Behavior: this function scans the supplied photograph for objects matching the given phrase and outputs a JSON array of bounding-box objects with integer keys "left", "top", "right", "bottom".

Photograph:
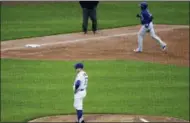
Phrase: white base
[{"left": 25, "top": 44, "right": 41, "bottom": 48}]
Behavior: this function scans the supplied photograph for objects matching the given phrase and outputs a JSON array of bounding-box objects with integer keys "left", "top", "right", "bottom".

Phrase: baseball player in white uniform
[
  {"left": 134, "top": 2, "right": 167, "bottom": 52},
  {"left": 73, "top": 63, "right": 88, "bottom": 123}
]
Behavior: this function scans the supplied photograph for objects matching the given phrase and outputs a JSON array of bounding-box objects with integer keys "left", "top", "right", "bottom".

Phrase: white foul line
[
  {"left": 140, "top": 118, "right": 149, "bottom": 122},
  {"left": 1, "top": 26, "right": 187, "bottom": 52}
]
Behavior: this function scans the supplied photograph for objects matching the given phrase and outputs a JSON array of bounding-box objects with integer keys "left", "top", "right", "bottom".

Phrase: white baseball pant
[
  {"left": 73, "top": 90, "right": 86, "bottom": 110},
  {"left": 137, "top": 22, "right": 166, "bottom": 51}
]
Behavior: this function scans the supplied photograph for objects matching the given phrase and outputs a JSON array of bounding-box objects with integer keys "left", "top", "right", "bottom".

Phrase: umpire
[{"left": 79, "top": 1, "right": 99, "bottom": 34}]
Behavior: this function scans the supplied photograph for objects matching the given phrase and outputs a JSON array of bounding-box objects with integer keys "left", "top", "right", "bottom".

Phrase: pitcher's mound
[{"left": 28, "top": 114, "right": 188, "bottom": 122}]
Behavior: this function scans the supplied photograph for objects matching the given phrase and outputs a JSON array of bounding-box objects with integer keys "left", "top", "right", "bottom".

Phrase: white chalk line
[
  {"left": 1, "top": 26, "right": 187, "bottom": 52},
  {"left": 1, "top": 32, "right": 135, "bottom": 51},
  {"left": 140, "top": 118, "right": 149, "bottom": 122}
]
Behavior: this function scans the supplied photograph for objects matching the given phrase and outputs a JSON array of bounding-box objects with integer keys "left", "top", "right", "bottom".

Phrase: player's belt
[{"left": 79, "top": 89, "right": 84, "bottom": 91}]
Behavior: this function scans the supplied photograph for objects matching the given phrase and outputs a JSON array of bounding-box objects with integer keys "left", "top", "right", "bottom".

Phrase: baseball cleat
[
  {"left": 133, "top": 48, "right": 142, "bottom": 53},
  {"left": 75, "top": 120, "right": 85, "bottom": 123},
  {"left": 162, "top": 45, "right": 167, "bottom": 51}
]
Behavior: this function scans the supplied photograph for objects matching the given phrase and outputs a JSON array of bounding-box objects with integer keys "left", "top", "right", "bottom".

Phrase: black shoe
[
  {"left": 93, "top": 31, "right": 96, "bottom": 34},
  {"left": 84, "top": 31, "right": 87, "bottom": 34},
  {"left": 75, "top": 120, "right": 85, "bottom": 123}
]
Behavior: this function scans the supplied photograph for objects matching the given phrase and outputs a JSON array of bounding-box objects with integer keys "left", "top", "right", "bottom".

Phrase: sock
[{"left": 77, "top": 110, "right": 83, "bottom": 123}]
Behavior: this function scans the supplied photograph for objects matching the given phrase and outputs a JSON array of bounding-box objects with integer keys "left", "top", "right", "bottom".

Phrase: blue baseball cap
[
  {"left": 74, "top": 63, "right": 84, "bottom": 69},
  {"left": 139, "top": 2, "right": 148, "bottom": 9}
]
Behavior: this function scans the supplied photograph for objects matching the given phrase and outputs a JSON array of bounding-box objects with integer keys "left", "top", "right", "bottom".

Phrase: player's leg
[
  {"left": 134, "top": 25, "right": 147, "bottom": 52},
  {"left": 74, "top": 98, "right": 84, "bottom": 123},
  {"left": 89, "top": 8, "right": 97, "bottom": 34},
  {"left": 149, "top": 23, "right": 167, "bottom": 50},
  {"left": 74, "top": 91, "right": 86, "bottom": 123},
  {"left": 82, "top": 8, "right": 89, "bottom": 34}
]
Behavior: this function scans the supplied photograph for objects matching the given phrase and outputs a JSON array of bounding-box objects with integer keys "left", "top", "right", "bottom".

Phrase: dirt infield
[
  {"left": 28, "top": 114, "right": 188, "bottom": 122},
  {"left": 1, "top": 25, "right": 189, "bottom": 66}
]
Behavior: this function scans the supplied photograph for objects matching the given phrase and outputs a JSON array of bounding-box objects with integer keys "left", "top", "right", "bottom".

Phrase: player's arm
[
  {"left": 136, "top": 11, "right": 145, "bottom": 23},
  {"left": 141, "top": 12, "right": 151, "bottom": 28},
  {"left": 145, "top": 11, "right": 154, "bottom": 28},
  {"left": 74, "top": 80, "right": 81, "bottom": 93}
]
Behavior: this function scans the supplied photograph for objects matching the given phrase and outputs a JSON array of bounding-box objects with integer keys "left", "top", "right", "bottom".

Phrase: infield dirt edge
[{"left": 28, "top": 114, "right": 189, "bottom": 122}]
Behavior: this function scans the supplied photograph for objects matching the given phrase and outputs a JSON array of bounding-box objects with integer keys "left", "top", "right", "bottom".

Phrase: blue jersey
[{"left": 140, "top": 9, "right": 153, "bottom": 25}]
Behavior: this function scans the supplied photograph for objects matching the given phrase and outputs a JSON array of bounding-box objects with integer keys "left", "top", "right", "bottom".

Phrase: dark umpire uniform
[{"left": 79, "top": 1, "right": 99, "bottom": 34}]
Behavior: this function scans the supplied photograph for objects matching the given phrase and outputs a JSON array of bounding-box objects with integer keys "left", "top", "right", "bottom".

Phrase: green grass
[
  {"left": 1, "top": 59, "right": 189, "bottom": 122},
  {"left": 1, "top": 1, "right": 189, "bottom": 41}
]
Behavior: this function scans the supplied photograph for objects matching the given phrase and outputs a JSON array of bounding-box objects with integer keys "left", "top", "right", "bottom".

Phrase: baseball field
[{"left": 1, "top": 1, "right": 189, "bottom": 122}]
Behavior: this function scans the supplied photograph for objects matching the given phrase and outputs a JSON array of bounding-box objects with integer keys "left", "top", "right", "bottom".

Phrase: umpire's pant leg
[
  {"left": 82, "top": 8, "right": 89, "bottom": 33},
  {"left": 89, "top": 8, "right": 97, "bottom": 32}
]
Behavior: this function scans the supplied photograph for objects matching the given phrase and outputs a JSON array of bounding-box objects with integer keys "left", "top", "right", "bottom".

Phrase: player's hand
[
  {"left": 145, "top": 24, "right": 149, "bottom": 28},
  {"left": 136, "top": 14, "right": 140, "bottom": 18}
]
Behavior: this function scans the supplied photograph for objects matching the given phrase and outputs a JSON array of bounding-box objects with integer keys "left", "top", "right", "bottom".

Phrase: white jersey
[{"left": 73, "top": 70, "right": 88, "bottom": 91}]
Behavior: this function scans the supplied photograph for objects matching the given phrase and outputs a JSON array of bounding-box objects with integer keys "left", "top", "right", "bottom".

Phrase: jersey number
[
  {"left": 83, "top": 73, "right": 88, "bottom": 86},
  {"left": 84, "top": 77, "right": 88, "bottom": 86}
]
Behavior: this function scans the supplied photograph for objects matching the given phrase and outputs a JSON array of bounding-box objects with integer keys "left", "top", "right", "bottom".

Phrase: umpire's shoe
[{"left": 93, "top": 31, "right": 96, "bottom": 34}]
